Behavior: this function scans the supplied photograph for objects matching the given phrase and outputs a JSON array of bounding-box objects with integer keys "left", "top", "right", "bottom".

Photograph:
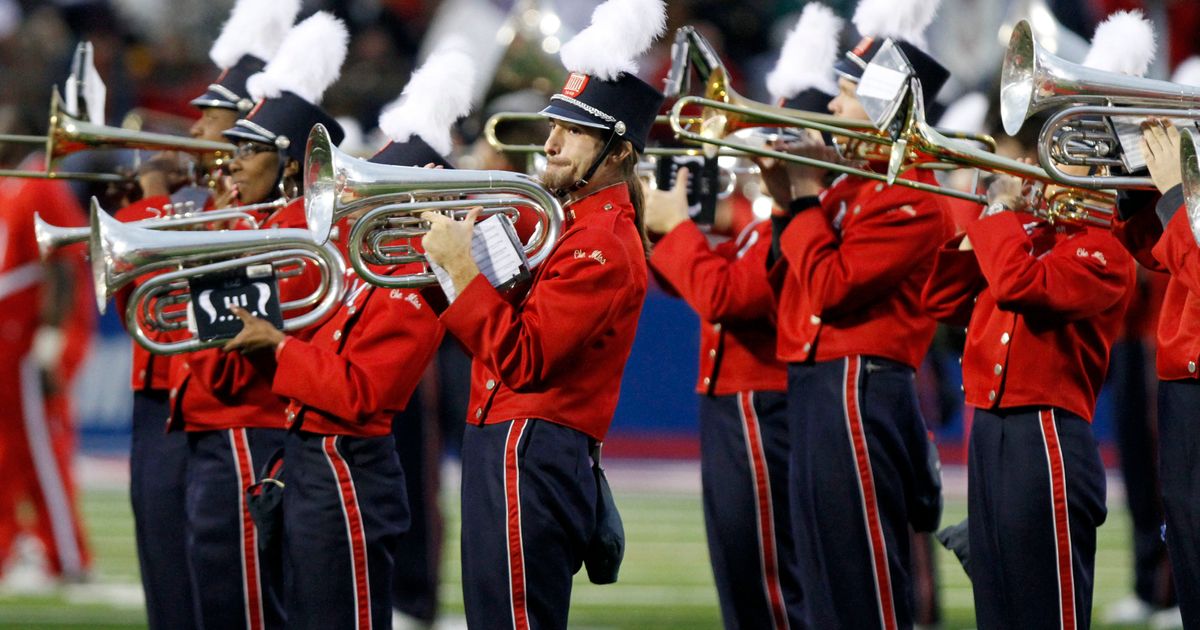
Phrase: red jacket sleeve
[
  {"left": 921, "top": 237, "right": 985, "bottom": 327},
  {"left": 649, "top": 220, "right": 774, "bottom": 323},
  {"left": 968, "top": 212, "right": 1133, "bottom": 321},
  {"left": 272, "top": 291, "right": 443, "bottom": 426},
  {"left": 112, "top": 196, "right": 173, "bottom": 323},
  {"left": 779, "top": 182, "right": 947, "bottom": 319},
  {"left": 441, "top": 225, "right": 643, "bottom": 392},
  {"left": 1153, "top": 208, "right": 1200, "bottom": 295},
  {"left": 1111, "top": 206, "right": 1166, "bottom": 272}
]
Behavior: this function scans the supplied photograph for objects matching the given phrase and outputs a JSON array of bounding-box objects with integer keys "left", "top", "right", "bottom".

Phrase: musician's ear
[{"left": 283, "top": 159, "right": 301, "bottom": 179}]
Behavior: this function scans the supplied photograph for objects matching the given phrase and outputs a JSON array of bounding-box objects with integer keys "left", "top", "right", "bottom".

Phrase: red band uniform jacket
[
  {"left": 438, "top": 183, "right": 648, "bottom": 441},
  {"left": 773, "top": 170, "right": 955, "bottom": 368},
  {"left": 923, "top": 211, "right": 1135, "bottom": 421},
  {"left": 114, "top": 195, "right": 180, "bottom": 391},
  {"left": 650, "top": 219, "right": 786, "bottom": 394},
  {"left": 1111, "top": 189, "right": 1200, "bottom": 381},
  {"left": 271, "top": 265, "right": 442, "bottom": 436},
  {"left": 168, "top": 198, "right": 324, "bottom": 431},
  {"left": 113, "top": 194, "right": 266, "bottom": 391}
]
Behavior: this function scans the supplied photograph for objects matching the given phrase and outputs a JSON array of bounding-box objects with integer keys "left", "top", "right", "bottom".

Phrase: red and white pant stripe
[
  {"left": 842, "top": 356, "right": 897, "bottom": 630},
  {"left": 1038, "top": 409, "right": 1076, "bottom": 630},
  {"left": 228, "top": 429, "right": 265, "bottom": 630},
  {"left": 323, "top": 436, "right": 373, "bottom": 630},
  {"left": 737, "top": 392, "right": 790, "bottom": 630}
]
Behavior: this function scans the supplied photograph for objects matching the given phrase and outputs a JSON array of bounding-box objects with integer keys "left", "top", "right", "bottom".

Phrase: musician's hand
[
  {"left": 985, "top": 174, "right": 1025, "bottom": 211},
  {"left": 212, "top": 174, "right": 239, "bottom": 210},
  {"left": 753, "top": 135, "right": 835, "bottom": 205},
  {"left": 644, "top": 167, "right": 691, "bottom": 235},
  {"left": 1141, "top": 119, "right": 1183, "bottom": 194},
  {"left": 223, "top": 306, "right": 285, "bottom": 354},
  {"left": 137, "top": 151, "right": 191, "bottom": 198},
  {"left": 422, "top": 207, "right": 481, "bottom": 293}
]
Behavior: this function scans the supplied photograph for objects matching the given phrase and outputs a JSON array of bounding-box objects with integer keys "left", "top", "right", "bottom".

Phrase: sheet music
[
  {"left": 1112, "top": 116, "right": 1199, "bottom": 172},
  {"left": 430, "top": 214, "right": 529, "bottom": 303}
]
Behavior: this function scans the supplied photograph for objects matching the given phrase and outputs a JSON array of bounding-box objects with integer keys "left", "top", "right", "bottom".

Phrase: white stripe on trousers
[{"left": 17, "top": 355, "right": 82, "bottom": 574}]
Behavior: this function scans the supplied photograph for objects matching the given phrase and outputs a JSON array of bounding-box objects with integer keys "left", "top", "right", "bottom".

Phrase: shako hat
[
  {"left": 190, "top": 0, "right": 300, "bottom": 113},
  {"left": 223, "top": 12, "right": 348, "bottom": 164},
  {"left": 767, "top": 2, "right": 843, "bottom": 113},
  {"left": 371, "top": 39, "right": 476, "bottom": 169},
  {"left": 834, "top": 0, "right": 949, "bottom": 108},
  {"left": 538, "top": 0, "right": 667, "bottom": 153}
]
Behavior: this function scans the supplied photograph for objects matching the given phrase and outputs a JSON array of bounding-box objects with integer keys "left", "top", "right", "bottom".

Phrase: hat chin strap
[{"left": 553, "top": 131, "right": 619, "bottom": 198}]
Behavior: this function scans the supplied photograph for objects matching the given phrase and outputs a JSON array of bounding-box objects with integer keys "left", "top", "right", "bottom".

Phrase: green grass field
[{"left": 0, "top": 464, "right": 1158, "bottom": 629}]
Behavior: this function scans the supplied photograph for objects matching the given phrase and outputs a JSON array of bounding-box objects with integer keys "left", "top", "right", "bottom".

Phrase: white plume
[
  {"left": 559, "top": 0, "right": 666, "bottom": 80},
  {"left": 245, "top": 12, "right": 348, "bottom": 104},
  {"left": 377, "top": 38, "right": 477, "bottom": 156},
  {"left": 1172, "top": 56, "right": 1200, "bottom": 87},
  {"left": 766, "top": 3, "right": 842, "bottom": 102},
  {"left": 1082, "top": 10, "right": 1155, "bottom": 76},
  {"left": 209, "top": 0, "right": 301, "bottom": 70},
  {"left": 935, "top": 92, "right": 988, "bottom": 134},
  {"left": 852, "top": 0, "right": 941, "bottom": 50}
]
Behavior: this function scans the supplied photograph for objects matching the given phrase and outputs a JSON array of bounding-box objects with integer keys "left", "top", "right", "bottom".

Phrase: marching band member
[
  {"left": 166, "top": 13, "right": 347, "bottom": 630},
  {"left": 109, "top": 2, "right": 300, "bottom": 626},
  {"left": 420, "top": 1, "right": 664, "bottom": 626},
  {"left": 220, "top": 43, "right": 475, "bottom": 630},
  {"left": 1113, "top": 118, "right": 1200, "bottom": 626},
  {"left": 367, "top": 44, "right": 477, "bottom": 628},
  {"left": 757, "top": 0, "right": 954, "bottom": 626},
  {"left": 0, "top": 155, "right": 94, "bottom": 587},
  {"left": 923, "top": 167, "right": 1135, "bottom": 628},
  {"left": 641, "top": 5, "right": 843, "bottom": 627}
]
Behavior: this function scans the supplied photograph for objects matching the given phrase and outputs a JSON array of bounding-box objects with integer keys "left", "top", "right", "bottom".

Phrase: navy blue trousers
[
  {"left": 787, "top": 356, "right": 936, "bottom": 630},
  {"left": 968, "top": 407, "right": 1106, "bottom": 630},
  {"left": 391, "top": 388, "right": 443, "bottom": 622},
  {"left": 283, "top": 431, "right": 408, "bottom": 630},
  {"left": 699, "top": 391, "right": 805, "bottom": 629},
  {"left": 460, "top": 419, "right": 596, "bottom": 630},
  {"left": 1109, "top": 340, "right": 1173, "bottom": 607},
  {"left": 185, "top": 428, "right": 286, "bottom": 630},
  {"left": 130, "top": 390, "right": 196, "bottom": 630},
  {"left": 1159, "top": 379, "right": 1200, "bottom": 625}
]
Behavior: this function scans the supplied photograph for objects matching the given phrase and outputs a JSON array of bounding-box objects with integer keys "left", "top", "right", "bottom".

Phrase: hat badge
[{"left": 562, "top": 72, "right": 590, "bottom": 99}]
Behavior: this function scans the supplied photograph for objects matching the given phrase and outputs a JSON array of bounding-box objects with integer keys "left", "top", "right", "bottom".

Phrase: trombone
[
  {"left": 1000, "top": 18, "right": 1200, "bottom": 189},
  {"left": 304, "top": 124, "right": 564, "bottom": 289},
  {"left": 90, "top": 199, "right": 345, "bottom": 355},
  {"left": 664, "top": 26, "right": 1000, "bottom": 205},
  {"left": 893, "top": 87, "right": 1115, "bottom": 226},
  {"left": 34, "top": 198, "right": 286, "bottom": 259},
  {"left": 0, "top": 89, "right": 235, "bottom": 184}
]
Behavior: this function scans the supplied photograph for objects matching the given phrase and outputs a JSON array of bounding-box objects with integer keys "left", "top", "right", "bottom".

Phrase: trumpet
[
  {"left": 34, "top": 198, "right": 286, "bottom": 259},
  {"left": 1001, "top": 19, "right": 1200, "bottom": 189},
  {"left": 0, "top": 89, "right": 235, "bottom": 183},
  {"left": 90, "top": 199, "right": 345, "bottom": 355},
  {"left": 304, "top": 124, "right": 564, "bottom": 289}
]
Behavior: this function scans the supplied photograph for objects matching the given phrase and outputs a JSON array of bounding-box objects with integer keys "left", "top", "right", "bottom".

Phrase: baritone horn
[
  {"left": 0, "top": 89, "right": 236, "bottom": 183},
  {"left": 90, "top": 199, "right": 345, "bottom": 355},
  {"left": 1001, "top": 18, "right": 1200, "bottom": 189},
  {"left": 304, "top": 124, "right": 563, "bottom": 289}
]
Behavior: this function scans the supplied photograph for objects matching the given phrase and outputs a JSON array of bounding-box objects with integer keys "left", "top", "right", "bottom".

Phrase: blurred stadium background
[{"left": 1, "top": 0, "right": 1197, "bottom": 627}]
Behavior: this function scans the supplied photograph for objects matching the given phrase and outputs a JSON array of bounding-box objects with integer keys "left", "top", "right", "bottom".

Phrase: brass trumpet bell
[{"left": 0, "top": 89, "right": 236, "bottom": 183}]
